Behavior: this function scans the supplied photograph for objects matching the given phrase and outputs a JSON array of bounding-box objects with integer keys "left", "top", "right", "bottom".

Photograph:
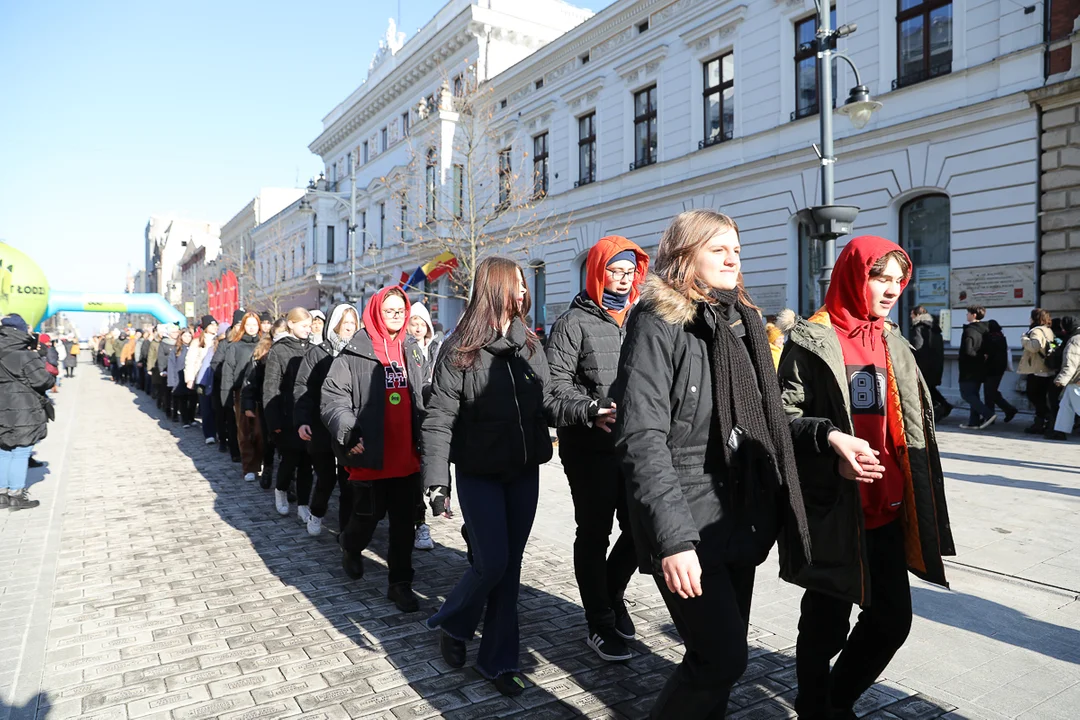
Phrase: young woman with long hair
[
  {"left": 610, "top": 209, "right": 811, "bottom": 718},
  {"left": 422, "top": 257, "right": 554, "bottom": 697},
  {"left": 264, "top": 307, "right": 313, "bottom": 519},
  {"left": 167, "top": 328, "right": 195, "bottom": 426},
  {"left": 222, "top": 312, "right": 263, "bottom": 480},
  {"left": 186, "top": 316, "right": 219, "bottom": 444},
  {"left": 1019, "top": 308, "right": 1057, "bottom": 434},
  {"left": 243, "top": 318, "right": 286, "bottom": 488}
]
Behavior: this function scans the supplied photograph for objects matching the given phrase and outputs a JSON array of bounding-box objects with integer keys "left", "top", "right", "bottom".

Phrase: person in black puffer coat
[
  {"left": 264, "top": 307, "right": 312, "bottom": 520},
  {"left": 0, "top": 315, "right": 55, "bottom": 510},
  {"left": 610, "top": 211, "right": 811, "bottom": 719},
  {"left": 242, "top": 319, "right": 284, "bottom": 488},
  {"left": 908, "top": 306, "right": 951, "bottom": 417},
  {"left": 546, "top": 235, "right": 649, "bottom": 662},
  {"left": 422, "top": 257, "right": 554, "bottom": 699},
  {"left": 959, "top": 305, "right": 995, "bottom": 428},
  {"left": 983, "top": 319, "right": 1018, "bottom": 423},
  {"left": 212, "top": 309, "right": 246, "bottom": 457},
  {"left": 155, "top": 327, "right": 178, "bottom": 414},
  {"left": 294, "top": 303, "right": 357, "bottom": 536},
  {"left": 222, "top": 312, "right": 263, "bottom": 477}
]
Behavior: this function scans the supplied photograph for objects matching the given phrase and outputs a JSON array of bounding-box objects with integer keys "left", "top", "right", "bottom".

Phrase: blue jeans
[
  {"left": 0, "top": 446, "right": 34, "bottom": 492},
  {"left": 427, "top": 467, "right": 539, "bottom": 678},
  {"left": 959, "top": 380, "right": 993, "bottom": 425}
]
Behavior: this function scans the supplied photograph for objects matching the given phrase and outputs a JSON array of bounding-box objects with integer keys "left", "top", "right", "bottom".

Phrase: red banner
[{"left": 206, "top": 270, "right": 240, "bottom": 324}]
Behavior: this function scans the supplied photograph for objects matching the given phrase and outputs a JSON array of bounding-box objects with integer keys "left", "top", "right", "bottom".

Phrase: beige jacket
[
  {"left": 1056, "top": 335, "right": 1080, "bottom": 387},
  {"left": 184, "top": 342, "right": 210, "bottom": 388}
]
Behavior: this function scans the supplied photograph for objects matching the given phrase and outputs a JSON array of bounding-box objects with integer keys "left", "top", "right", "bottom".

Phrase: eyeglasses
[
  {"left": 605, "top": 268, "right": 636, "bottom": 281},
  {"left": 382, "top": 309, "right": 406, "bottom": 318}
]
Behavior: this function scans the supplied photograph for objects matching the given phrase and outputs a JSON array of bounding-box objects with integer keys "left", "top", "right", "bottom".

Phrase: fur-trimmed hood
[
  {"left": 639, "top": 274, "right": 698, "bottom": 326},
  {"left": 911, "top": 312, "right": 934, "bottom": 327}
]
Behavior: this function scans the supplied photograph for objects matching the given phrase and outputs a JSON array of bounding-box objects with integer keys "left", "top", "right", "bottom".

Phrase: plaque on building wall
[
  {"left": 746, "top": 284, "right": 788, "bottom": 317},
  {"left": 950, "top": 263, "right": 1035, "bottom": 308},
  {"left": 545, "top": 302, "right": 570, "bottom": 321}
]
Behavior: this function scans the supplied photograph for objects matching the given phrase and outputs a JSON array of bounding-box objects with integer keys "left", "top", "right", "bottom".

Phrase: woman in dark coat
[
  {"left": 222, "top": 312, "right": 263, "bottom": 479},
  {"left": 610, "top": 210, "right": 811, "bottom": 719},
  {"left": 0, "top": 315, "right": 55, "bottom": 510},
  {"left": 263, "top": 307, "right": 312, "bottom": 519},
  {"left": 62, "top": 338, "right": 78, "bottom": 378},
  {"left": 908, "top": 306, "right": 950, "bottom": 417},
  {"left": 166, "top": 328, "right": 194, "bottom": 425}
]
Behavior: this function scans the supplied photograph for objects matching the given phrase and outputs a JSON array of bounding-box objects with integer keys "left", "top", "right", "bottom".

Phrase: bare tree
[{"left": 383, "top": 71, "right": 572, "bottom": 302}]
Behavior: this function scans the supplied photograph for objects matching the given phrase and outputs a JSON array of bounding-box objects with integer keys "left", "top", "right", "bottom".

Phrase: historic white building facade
[{"left": 144, "top": 215, "right": 221, "bottom": 309}]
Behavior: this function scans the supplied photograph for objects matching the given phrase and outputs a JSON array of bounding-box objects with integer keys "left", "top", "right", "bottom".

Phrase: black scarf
[{"left": 706, "top": 291, "right": 812, "bottom": 561}]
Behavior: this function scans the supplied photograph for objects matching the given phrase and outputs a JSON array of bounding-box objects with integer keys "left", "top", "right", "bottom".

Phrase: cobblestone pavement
[{"left": 1, "top": 366, "right": 1079, "bottom": 719}]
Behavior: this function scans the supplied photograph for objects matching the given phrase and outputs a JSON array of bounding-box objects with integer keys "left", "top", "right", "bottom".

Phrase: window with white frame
[
  {"left": 326, "top": 225, "right": 335, "bottom": 264},
  {"left": 794, "top": 9, "right": 836, "bottom": 121},
  {"left": 702, "top": 53, "right": 734, "bottom": 148},
  {"left": 426, "top": 149, "right": 438, "bottom": 221},
  {"left": 577, "top": 113, "right": 596, "bottom": 187},
  {"left": 632, "top": 86, "right": 657, "bottom": 170},
  {"left": 533, "top": 133, "right": 548, "bottom": 199},
  {"left": 452, "top": 164, "right": 463, "bottom": 219},
  {"left": 497, "top": 148, "right": 512, "bottom": 210},
  {"left": 896, "top": 0, "right": 952, "bottom": 89}
]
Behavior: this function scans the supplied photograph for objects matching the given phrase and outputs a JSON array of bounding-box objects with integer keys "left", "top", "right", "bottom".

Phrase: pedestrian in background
[
  {"left": 1019, "top": 308, "right": 1056, "bottom": 435},
  {"left": 264, "top": 307, "right": 313, "bottom": 519},
  {"left": 212, "top": 310, "right": 246, "bottom": 458},
  {"left": 167, "top": 328, "right": 195, "bottom": 426},
  {"left": 186, "top": 316, "right": 218, "bottom": 441},
  {"left": 242, "top": 319, "right": 283, "bottom": 487},
  {"left": 422, "top": 257, "right": 553, "bottom": 697},
  {"left": 611, "top": 210, "right": 810, "bottom": 717},
  {"left": 404, "top": 301, "right": 441, "bottom": 550},
  {"left": 63, "top": 336, "right": 79, "bottom": 378},
  {"left": 1047, "top": 315, "right": 1080, "bottom": 442},
  {"left": 778, "top": 236, "right": 954, "bottom": 720},
  {"left": 909, "top": 305, "right": 951, "bottom": 418},
  {"left": 0, "top": 315, "right": 55, "bottom": 510},
  {"left": 547, "top": 234, "right": 649, "bottom": 663},
  {"left": 983, "top": 319, "right": 1018, "bottom": 423},
  {"left": 120, "top": 331, "right": 136, "bottom": 385},
  {"left": 222, "top": 312, "right": 263, "bottom": 478},
  {"left": 959, "top": 305, "right": 995, "bottom": 429}
]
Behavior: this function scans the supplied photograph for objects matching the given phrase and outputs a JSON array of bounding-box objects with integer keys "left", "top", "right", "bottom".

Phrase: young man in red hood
[
  {"left": 777, "top": 236, "right": 954, "bottom": 719},
  {"left": 320, "top": 286, "right": 425, "bottom": 613},
  {"left": 546, "top": 235, "right": 650, "bottom": 662}
]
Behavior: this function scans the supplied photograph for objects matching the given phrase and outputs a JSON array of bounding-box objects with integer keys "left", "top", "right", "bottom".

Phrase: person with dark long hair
[
  {"left": 423, "top": 257, "right": 553, "bottom": 697},
  {"left": 610, "top": 210, "right": 810, "bottom": 717},
  {"left": 264, "top": 307, "right": 313, "bottom": 519},
  {"left": 243, "top": 318, "right": 286, "bottom": 489},
  {"left": 167, "top": 328, "right": 195, "bottom": 426},
  {"left": 222, "top": 312, "right": 263, "bottom": 480}
]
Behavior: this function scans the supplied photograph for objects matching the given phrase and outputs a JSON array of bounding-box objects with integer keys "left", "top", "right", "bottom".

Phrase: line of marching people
[{"left": 98, "top": 209, "right": 1079, "bottom": 716}]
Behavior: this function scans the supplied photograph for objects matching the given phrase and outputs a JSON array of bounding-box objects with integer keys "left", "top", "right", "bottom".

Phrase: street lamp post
[{"left": 799, "top": 0, "right": 883, "bottom": 300}]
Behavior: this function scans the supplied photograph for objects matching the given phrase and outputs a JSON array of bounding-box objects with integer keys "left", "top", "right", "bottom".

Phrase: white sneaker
[
  {"left": 414, "top": 523, "right": 435, "bottom": 550},
  {"left": 244, "top": 472, "right": 256, "bottom": 482},
  {"left": 307, "top": 515, "right": 322, "bottom": 536},
  {"left": 274, "top": 490, "right": 289, "bottom": 516},
  {"left": 297, "top": 505, "right": 311, "bottom": 524},
  {"left": 205, "top": 437, "right": 217, "bottom": 445},
  {"left": 979, "top": 415, "right": 998, "bottom": 430}
]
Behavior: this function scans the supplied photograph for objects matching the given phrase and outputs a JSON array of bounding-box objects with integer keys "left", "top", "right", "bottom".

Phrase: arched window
[{"left": 899, "top": 193, "right": 951, "bottom": 335}]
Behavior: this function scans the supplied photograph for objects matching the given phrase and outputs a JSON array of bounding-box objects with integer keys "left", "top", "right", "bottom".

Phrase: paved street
[{"left": 1, "top": 366, "right": 1079, "bottom": 720}]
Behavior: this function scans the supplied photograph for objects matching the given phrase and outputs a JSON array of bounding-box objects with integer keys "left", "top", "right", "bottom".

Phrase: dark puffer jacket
[
  {"left": 611, "top": 276, "right": 785, "bottom": 575},
  {"left": 294, "top": 339, "right": 336, "bottom": 454},
  {"left": 263, "top": 335, "right": 308, "bottom": 449},
  {"left": 959, "top": 321, "right": 989, "bottom": 382},
  {"left": 546, "top": 292, "right": 626, "bottom": 458},
  {"left": 421, "top": 318, "right": 553, "bottom": 489},
  {"left": 220, "top": 333, "right": 258, "bottom": 405},
  {"left": 908, "top": 313, "right": 944, "bottom": 386},
  {"left": 778, "top": 312, "right": 955, "bottom": 607},
  {"left": 320, "top": 330, "right": 424, "bottom": 469},
  {"left": 0, "top": 327, "right": 55, "bottom": 450}
]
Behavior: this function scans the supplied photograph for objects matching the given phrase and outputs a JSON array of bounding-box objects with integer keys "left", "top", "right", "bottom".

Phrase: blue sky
[{"left": 0, "top": 0, "right": 609, "bottom": 334}]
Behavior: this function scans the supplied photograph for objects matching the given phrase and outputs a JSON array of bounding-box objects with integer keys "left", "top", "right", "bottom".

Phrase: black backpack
[{"left": 1045, "top": 338, "right": 1065, "bottom": 372}]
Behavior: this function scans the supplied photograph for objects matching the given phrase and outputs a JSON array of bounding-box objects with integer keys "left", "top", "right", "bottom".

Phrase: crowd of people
[{"left": 7, "top": 209, "right": 1078, "bottom": 717}]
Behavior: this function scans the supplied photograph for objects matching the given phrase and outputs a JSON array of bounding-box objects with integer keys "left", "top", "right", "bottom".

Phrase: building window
[
  {"left": 362, "top": 141, "right": 369, "bottom": 164},
  {"left": 896, "top": 0, "right": 953, "bottom": 89},
  {"left": 331, "top": 163, "right": 337, "bottom": 184},
  {"left": 381, "top": 127, "right": 388, "bottom": 151},
  {"left": 291, "top": 249, "right": 296, "bottom": 278},
  {"left": 327, "top": 225, "right": 335, "bottom": 264},
  {"left": 400, "top": 198, "right": 409, "bottom": 242},
  {"left": 379, "top": 202, "right": 385, "bottom": 249},
  {"left": 499, "top": 98, "right": 508, "bottom": 109},
  {"left": 632, "top": 86, "right": 657, "bottom": 170},
  {"left": 453, "top": 74, "right": 464, "bottom": 97},
  {"left": 533, "top": 133, "right": 549, "bottom": 199},
  {"left": 577, "top": 113, "right": 596, "bottom": 187},
  {"left": 498, "top": 148, "right": 512, "bottom": 210},
  {"left": 425, "top": 94, "right": 438, "bottom": 115},
  {"left": 532, "top": 262, "right": 547, "bottom": 330},
  {"left": 702, "top": 53, "right": 734, "bottom": 148},
  {"left": 346, "top": 153, "right": 353, "bottom": 176},
  {"left": 581, "top": 53, "right": 590, "bottom": 66},
  {"left": 638, "top": 20, "right": 649, "bottom": 34},
  {"left": 794, "top": 9, "right": 837, "bottom": 120},
  {"left": 402, "top": 111, "right": 411, "bottom": 137},
  {"left": 452, "top": 164, "right": 464, "bottom": 219},
  {"left": 426, "top": 149, "right": 438, "bottom": 221},
  {"left": 360, "top": 210, "right": 367, "bottom": 253},
  {"left": 535, "top": 78, "right": 544, "bottom": 90},
  {"left": 798, "top": 223, "right": 824, "bottom": 317},
  {"left": 899, "top": 194, "right": 951, "bottom": 334}
]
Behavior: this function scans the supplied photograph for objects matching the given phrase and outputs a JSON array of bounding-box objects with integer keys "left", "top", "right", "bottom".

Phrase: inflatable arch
[{"left": 0, "top": 242, "right": 187, "bottom": 329}]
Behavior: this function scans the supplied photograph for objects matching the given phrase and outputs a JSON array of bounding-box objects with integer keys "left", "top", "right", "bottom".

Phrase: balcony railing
[
  {"left": 698, "top": 130, "right": 733, "bottom": 150},
  {"left": 629, "top": 156, "right": 656, "bottom": 171},
  {"left": 574, "top": 174, "right": 595, "bottom": 188},
  {"left": 892, "top": 62, "right": 951, "bottom": 91}
]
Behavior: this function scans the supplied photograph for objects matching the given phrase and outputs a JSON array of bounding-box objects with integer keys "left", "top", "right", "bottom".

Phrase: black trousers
[
  {"left": 223, "top": 400, "right": 240, "bottom": 458},
  {"left": 565, "top": 452, "right": 638, "bottom": 630},
  {"left": 275, "top": 443, "right": 313, "bottom": 506},
  {"left": 984, "top": 374, "right": 1017, "bottom": 417},
  {"left": 795, "top": 521, "right": 912, "bottom": 717},
  {"left": 928, "top": 385, "right": 949, "bottom": 409},
  {"left": 311, "top": 449, "right": 351, "bottom": 530},
  {"left": 649, "top": 563, "right": 756, "bottom": 719},
  {"left": 1026, "top": 375, "right": 1054, "bottom": 422},
  {"left": 342, "top": 475, "right": 420, "bottom": 585},
  {"left": 173, "top": 389, "right": 196, "bottom": 425}
]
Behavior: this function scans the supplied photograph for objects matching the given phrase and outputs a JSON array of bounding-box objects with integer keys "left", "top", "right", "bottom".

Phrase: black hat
[
  {"left": 259, "top": 311, "right": 273, "bottom": 323},
  {"left": 231, "top": 309, "right": 245, "bottom": 326},
  {"left": 1, "top": 314, "right": 29, "bottom": 333},
  {"left": 200, "top": 315, "right": 216, "bottom": 331}
]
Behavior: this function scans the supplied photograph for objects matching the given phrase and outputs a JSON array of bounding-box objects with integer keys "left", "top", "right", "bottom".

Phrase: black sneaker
[
  {"left": 936, "top": 403, "right": 953, "bottom": 420},
  {"left": 612, "top": 601, "right": 636, "bottom": 640},
  {"left": 1004, "top": 408, "right": 1018, "bottom": 423},
  {"left": 27, "top": 457, "right": 43, "bottom": 469},
  {"left": 259, "top": 472, "right": 273, "bottom": 490},
  {"left": 342, "top": 550, "right": 364, "bottom": 580},
  {"left": 494, "top": 672, "right": 527, "bottom": 697},
  {"left": 1025, "top": 422, "right": 1046, "bottom": 435},
  {"left": 439, "top": 630, "right": 466, "bottom": 668},
  {"left": 387, "top": 582, "right": 421, "bottom": 613},
  {"left": 1046, "top": 430, "right": 1069, "bottom": 441},
  {"left": 7, "top": 489, "right": 40, "bottom": 511},
  {"left": 587, "top": 627, "right": 632, "bottom": 662}
]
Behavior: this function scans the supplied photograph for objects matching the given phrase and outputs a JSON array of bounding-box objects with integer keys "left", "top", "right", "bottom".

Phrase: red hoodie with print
[
  {"left": 347, "top": 287, "right": 420, "bottom": 482},
  {"left": 584, "top": 235, "right": 650, "bottom": 327},
  {"left": 825, "top": 235, "right": 911, "bottom": 529}
]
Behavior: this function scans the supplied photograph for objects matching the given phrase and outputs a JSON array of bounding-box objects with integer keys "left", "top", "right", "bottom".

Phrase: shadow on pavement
[
  {"left": 0, "top": 691, "right": 51, "bottom": 720},
  {"left": 944, "top": 471, "right": 1080, "bottom": 498},
  {"left": 939, "top": 451, "right": 1080, "bottom": 475}
]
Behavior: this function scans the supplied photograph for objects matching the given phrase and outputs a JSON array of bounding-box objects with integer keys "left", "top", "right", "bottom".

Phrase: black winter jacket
[
  {"left": 421, "top": 319, "right": 553, "bottom": 489},
  {"left": 611, "top": 276, "right": 783, "bottom": 575},
  {"left": 240, "top": 354, "right": 265, "bottom": 414},
  {"left": 263, "top": 335, "right": 308, "bottom": 449},
  {"left": 959, "top": 321, "right": 989, "bottom": 382},
  {"left": 320, "top": 331, "right": 424, "bottom": 469},
  {"left": 546, "top": 292, "right": 625, "bottom": 458},
  {"left": 983, "top": 330, "right": 1009, "bottom": 376},
  {"left": 0, "top": 327, "right": 55, "bottom": 450},
  {"left": 294, "top": 340, "right": 336, "bottom": 454},
  {"left": 908, "top": 313, "right": 944, "bottom": 387},
  {"left": 220, "top": 334, "right": 258, "bottom": 405}
]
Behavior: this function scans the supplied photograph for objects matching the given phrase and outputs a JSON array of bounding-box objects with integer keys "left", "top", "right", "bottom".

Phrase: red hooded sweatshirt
[
  {"left": 825, "top": 235, "right": 910, "bottom": 529},
  {"left": 348, "top": 287, "right": 420, "bottom": 482},
  {"left": 584, "top": 235, "right": 650, "bottom": 327}
]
